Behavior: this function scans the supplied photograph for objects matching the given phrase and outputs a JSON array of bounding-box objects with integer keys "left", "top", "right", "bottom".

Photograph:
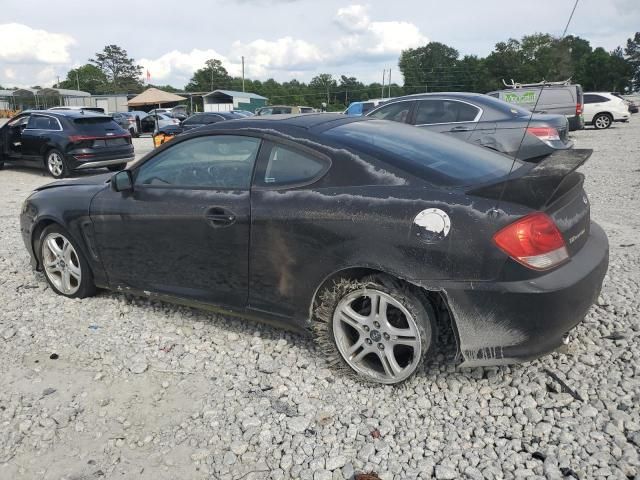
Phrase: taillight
[
  {"left": 576, "top": 103, "right": 583, "bottom": 115},
  {"left": 526, "top": 127, "right": 560, "bottom": 142},
  {"left": 68, "top": 135, "right": 95, "bottom": 143},
  {"left": 493, "top": 212, "right": 569, "bottom": 270}
]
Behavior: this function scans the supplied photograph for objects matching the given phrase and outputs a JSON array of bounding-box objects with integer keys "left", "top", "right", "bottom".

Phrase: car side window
[
  {"left": 135, "top": 135, "right": 261, "bottom": 189},
  {"left": 27, "top": 115, "right": 59, "bottom": 130},
  {"left": 263, "top": 144, "right": 328, "bottom": 186},
  {"left": 414, "top": 100, "right": 480, "bottom": 125},
  {"left": 7, "top": 115, "right": 30, "bottom": 127},
  {"left": 368, "top": 102, "right": 412, "bottom": 123},
  {"left": 584, "top": 94, "right": 609, "bottom": 104}
]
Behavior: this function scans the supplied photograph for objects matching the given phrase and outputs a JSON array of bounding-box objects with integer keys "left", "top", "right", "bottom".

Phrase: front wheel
[
  {"left": 107, "top": 163, "right": 127, "bottom": 172},
  {"left": 593, "top": 113, "right": 612, "bottom": 130},
  {"left": 45, "top": 149, "right": 68, "bottom": 178},
  {"left": 39, "top": 225, "right": 96, "bottom": 299},
  {"left": 313, "top": 275, "right": 435, "bottom": 385}
]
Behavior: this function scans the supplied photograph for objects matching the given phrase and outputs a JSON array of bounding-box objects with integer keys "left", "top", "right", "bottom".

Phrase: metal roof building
[
  {"left": 203, "top": 89, "right": 267, "bottom": 113},
  {"left": 0, "top": 87, "right": 90, "bottom": 111}
]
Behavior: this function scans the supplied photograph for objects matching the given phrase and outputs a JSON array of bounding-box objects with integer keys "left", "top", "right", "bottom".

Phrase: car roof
[
  {"left": 197, "top": 113, "right": 358, "bottom": 132},
  {"left": 20, "top": 109, "right": 108, "bottom": 119}
]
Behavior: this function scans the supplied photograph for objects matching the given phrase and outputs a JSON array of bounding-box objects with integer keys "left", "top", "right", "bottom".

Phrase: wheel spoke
[
  {"left": 352, "top": 345, "right": 372, "bottom": 363},
  {"left": 46, "top": 237, "right": 63, "bottom": 257},
  {"left": 68, "top": 263, "right": 81, "bottom": 280},
  {"left": 62, "top": 269, "right": 73, "bottom": 292},
  {"left": 338, "top": 306, "right": 368, "bottom": 332},
  {"left": 392, "top": 336, "right": 419, "bottom": 348},
  {"left": 379, "top": 349, "right": 403, "bottom": 378}
]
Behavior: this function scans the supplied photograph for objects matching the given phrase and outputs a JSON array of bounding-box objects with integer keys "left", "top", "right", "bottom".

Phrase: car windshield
[
  {"left": 325, "top": 119, "right": 521, "bottom": 186},
  {"left": 74, "top": 117, "right": 121, "bottom": 133}
]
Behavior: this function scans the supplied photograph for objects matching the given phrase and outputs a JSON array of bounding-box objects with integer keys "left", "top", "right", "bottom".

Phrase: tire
[
  {"left": 39, "top": 224, "right": 96, "bottom": 299},
  {"left": 593, "top": 113, "right": 612, "bottom": 130},
  {"left": 312, "top": 274, "right": 436, "bottom": 385},
  {"left": 107, "top": 163, "right": 126, "bottom": 172},
  {"left": 44, "top": 148, "right": 68, "bottom": 178}
]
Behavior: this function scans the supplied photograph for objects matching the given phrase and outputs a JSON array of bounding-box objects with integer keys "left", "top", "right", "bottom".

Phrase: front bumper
[{"left": 442, "top": 221, "right": 609, "bottom": 367}]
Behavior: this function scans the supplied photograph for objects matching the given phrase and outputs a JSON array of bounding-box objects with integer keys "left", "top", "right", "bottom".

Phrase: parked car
[
  {"left": 49, "top": 106, "right": 106, "bottom": 114},
  {"left": 181, "top": 112, "right": 244, "bottom": 132},
  {"left": 344, "top": 99, "right": 391, "bottom": 116},
  {"left": 366, "top": 93, "right": 573, "bottom": 162},
  {"left": 232, "top": 110, "right": 255, "bottom": 117},
  {"left": 19, "top": 113, "right": 608, "bottom": 384},
  {"left": 148, "top": 106, "right": 187, "bottom": 120},
  {"left": 111, "top": 112, "right": 141, "bottom": 137},
  {"left": 583, "top": 92, "right": 631, "bottom": 129},
  {"left": 488, "top": 81, "right": 584, "bottom": 131},
  {"left": 139, "top": 113, "right": 180, "bottom": 134},
  {"left": 255, "top": 105, "right": 314, "bottom": 115},
  {"left": 611, "top": 92, "right": 638, "bottom": 114},
  {"left": 622, "top": 95, "right": 640, "bottom": 114},
  {"left": 0, "top": 110, "right": 133, "bottom": 178}
]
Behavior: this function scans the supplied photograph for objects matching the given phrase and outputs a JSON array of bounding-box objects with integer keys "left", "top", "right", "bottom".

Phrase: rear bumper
[
  {"left": 441, "top": 221, "right": 609, "bottom": 367},
  {"left": 65, "top": 148, "right": 134, "bottom": 170},
  {"left": 568, "top": 115, "right": 584, "bottom": 131}
]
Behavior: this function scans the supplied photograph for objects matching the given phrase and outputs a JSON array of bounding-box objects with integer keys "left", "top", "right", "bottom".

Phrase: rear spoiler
[{"left": 467, "top": 149, "right": 593, "bottom": 210}]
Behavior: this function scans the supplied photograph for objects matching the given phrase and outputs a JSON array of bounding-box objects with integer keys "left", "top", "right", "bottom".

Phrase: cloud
[
  {"left": 0, "top": 23, "right": 75, "bottom": 64},
  {"left": 334, "top": 5, "right": 371, "bottom": 32},
  {"left": 230, "top": 37, "right": 326, "bottom": 77},
  {"left": 333, "top": 5, "right": 429, "bottom": 59},
  {"left": 138, "top": 48, "right": 230, "bottom": 85}
]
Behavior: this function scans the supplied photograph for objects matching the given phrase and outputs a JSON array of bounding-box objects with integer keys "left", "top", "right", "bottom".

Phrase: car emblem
[{"left": 582, "top": 195, "right": 588, "bottom": 205}]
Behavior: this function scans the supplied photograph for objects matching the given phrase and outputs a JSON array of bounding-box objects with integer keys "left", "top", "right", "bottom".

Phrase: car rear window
[
  {"left": 325, "top": 120, "right": 521, "bottom": 186},
  {"left": 74, "top": 117, "right": 121, "bottom": 133}
]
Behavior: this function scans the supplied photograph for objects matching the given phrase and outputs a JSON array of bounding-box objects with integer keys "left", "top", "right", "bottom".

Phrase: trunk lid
[{"left": 468, "top": 149, "right": 592, "bottom": 256}]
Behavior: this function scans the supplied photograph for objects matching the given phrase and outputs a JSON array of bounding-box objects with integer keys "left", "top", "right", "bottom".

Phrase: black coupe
[{"left": 20, "top": 114, "right": 608, "bottom": 384}]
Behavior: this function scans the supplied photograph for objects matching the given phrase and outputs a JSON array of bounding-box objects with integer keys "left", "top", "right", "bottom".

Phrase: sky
[{"left": 0, "top": 0, "right": 638, "bottom": 90}]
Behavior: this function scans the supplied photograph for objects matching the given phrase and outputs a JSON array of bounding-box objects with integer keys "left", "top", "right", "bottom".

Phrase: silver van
[{"left": 488, "top": 81, "right": 584, "bottom": 131}]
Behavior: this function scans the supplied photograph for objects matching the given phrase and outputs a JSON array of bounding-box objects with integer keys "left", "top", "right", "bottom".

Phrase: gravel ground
[{"left": 1, "top": 123, "right": 639, "bottom": 480}]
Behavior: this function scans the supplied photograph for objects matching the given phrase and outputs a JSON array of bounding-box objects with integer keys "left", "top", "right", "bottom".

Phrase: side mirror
[{"left": 111, "top": 170, "right": 133, "bottom": 192}]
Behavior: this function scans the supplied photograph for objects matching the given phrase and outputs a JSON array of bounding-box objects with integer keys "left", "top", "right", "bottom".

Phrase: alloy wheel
[
  {"left": 594, "top": 115, "right": 611, "bottom": 129},
  {"left": 333, "top": 289, "right": 422, "bottom": 384},
  {"left": 41, "top": 233, "right": 81, "bottom": 295},
  {"left": 47, "top": 151, "right": 64, "bottom": 177}
]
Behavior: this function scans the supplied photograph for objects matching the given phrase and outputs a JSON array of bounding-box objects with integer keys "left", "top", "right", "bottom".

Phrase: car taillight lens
[
  {"left": 493, "top": 212, "right": 569, "bottom": 270},
  {"left": 576, "top": 103, "right": 583, "bottom": 115},
  {"left": 526, "top": 127, "right": 560, "bottom": 142}
]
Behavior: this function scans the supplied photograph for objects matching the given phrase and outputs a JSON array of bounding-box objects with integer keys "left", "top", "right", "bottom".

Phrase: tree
[
  {"left": 57, "top": 64, "right": 108, "bottom": 94},
  {"left": 337, "top": 75, "right": 365, "bottom": 105},
  {"left": 185, "top": 59, "right": 231, "bottom": 92},
  {"left": 625, "top": 32, "right": 640, "bottom": 90},
  {"left": 309, "top": 74, "right": 336, "bottom": 105},
  {"left": 399, "top": 42, "right": 460, "bottom": 93},
  {"left": 90, "top": 45, "right": 143, "bottom": 92}
]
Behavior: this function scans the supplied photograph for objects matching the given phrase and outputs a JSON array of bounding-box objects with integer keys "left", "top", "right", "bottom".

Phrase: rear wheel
[
  {"left": 107, "top": 163, "right": 126, "bottom": 172},
  {"left": 313, "top": 274, "right": 435, "bottom": 384},
  {"left": 593, "top": 113, "right": 612, "bottom": 130},
  {"left": 45, "top": 149, "right": 68, "bottom": 178},
  {"left": 39, "top": 225, "right": 96, "bottom": 298}
]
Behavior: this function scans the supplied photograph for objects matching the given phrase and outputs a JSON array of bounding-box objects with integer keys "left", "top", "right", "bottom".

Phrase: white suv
[{"left": 583, "top": 92, "right": 630, "bottom": 129}]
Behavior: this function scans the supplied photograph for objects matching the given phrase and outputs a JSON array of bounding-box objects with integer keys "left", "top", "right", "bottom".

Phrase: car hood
[{"left": 35, "top": 172, "right": 113, "bottom": 191}]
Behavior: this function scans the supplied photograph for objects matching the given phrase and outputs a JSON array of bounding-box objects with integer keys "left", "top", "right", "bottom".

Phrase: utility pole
[
  {"left": 241, "top": 56, "right": 245, "bottom": 92},
  {"left": 76, "top": 71, "right": 80, "bottom": 91},
  {"left": 388, "top": 69, "right": 392, "bottom": 98},
  {"left": 381, "top": 69, "right": 386, "bottom": 98},
  {"left": 56, "top": 76, "right": 60, "bottom": 88},
  {"left": 210, "top": 66, "right": 214, "bottom": 92}
]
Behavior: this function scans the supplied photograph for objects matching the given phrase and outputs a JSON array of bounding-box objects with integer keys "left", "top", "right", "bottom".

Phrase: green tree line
[{"left": 43, "top": 32, "right": 640, "bottom": 111}]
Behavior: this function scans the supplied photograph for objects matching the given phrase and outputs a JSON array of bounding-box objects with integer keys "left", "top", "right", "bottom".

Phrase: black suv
[{"left": 0, "top": 110, "right": 134, "bottom": 178}]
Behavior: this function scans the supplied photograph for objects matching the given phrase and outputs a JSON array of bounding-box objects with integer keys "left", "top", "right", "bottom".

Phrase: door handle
[
  {"left": 204, "top": 207, "right": 236, "bottom": 227},
  {"left": 449, "top": 126, "right": 472, "bottom": 132}
]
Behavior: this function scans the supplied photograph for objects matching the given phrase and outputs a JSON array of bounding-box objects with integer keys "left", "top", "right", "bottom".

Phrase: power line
[{"left": 562, "top": 0, "right": 579, "bottom": 38}]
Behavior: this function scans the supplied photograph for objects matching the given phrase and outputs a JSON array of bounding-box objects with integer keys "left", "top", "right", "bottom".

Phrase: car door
[
  {"left": 90, "top": 133, "right": 263, "bottom": 308},
  {"left": 21, "top": 114, "right": 62, "bottom": 160},
  {"left": 1, "top": 114, "right": 31, "bottom": 159},
  {"left": 410, "top": 99, "right": 482, "bottom": 141}
]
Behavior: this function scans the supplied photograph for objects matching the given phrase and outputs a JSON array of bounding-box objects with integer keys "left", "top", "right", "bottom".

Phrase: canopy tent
[{"left": 127, "top": 88, "right": 186, "bottom": 107}]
